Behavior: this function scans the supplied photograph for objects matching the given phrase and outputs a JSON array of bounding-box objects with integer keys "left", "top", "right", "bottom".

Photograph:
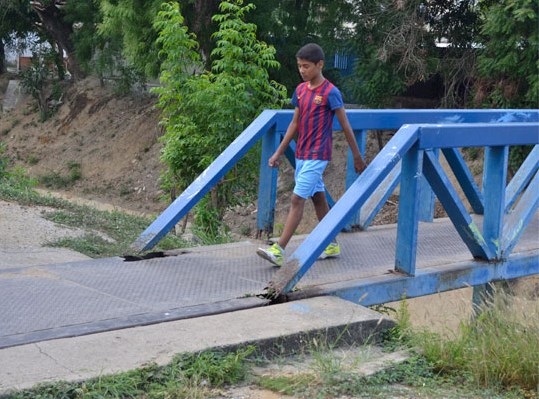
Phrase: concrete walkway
[{"left": 0, "top": 296, "right": 393, "bottom": 394}]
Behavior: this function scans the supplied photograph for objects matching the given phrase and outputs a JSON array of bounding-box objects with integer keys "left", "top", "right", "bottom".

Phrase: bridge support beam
[
  {"left": 483, "top": 146, "right": 508, "bottom": 258},
  {"left": 285, "top": 251, "right": 539, "bottom": 307},
  {"left": 395, "top": 143, "right": 423, "bottom": 276}
]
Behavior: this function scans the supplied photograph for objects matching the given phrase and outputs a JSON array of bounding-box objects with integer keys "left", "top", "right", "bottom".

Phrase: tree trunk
[
  {"left": 31, "top": 1, "right": 85, "bottom": 81},
  {"left": 0, "top": 41, "right": 5, "bottom": 74},
  {"left": 186, "top": 0, "right": 220, "bottom": 65}
]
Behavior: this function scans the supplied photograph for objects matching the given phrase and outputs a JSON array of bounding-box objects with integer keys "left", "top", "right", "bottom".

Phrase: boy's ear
[{"left": 317, "top": 60, "right": 325, "bottom": 69}]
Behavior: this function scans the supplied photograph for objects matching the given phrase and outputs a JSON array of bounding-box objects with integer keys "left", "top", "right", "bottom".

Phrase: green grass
[
  {"left": 255, "top": 352, "right": 532, "bottom": 399},
  {"left": 41, "top": 205, "right": 189, "bottom": 257},
  {"left": 414, "top": 291, "right": 539, "bottom": 392},
  {"left": 38, "top": 161, "right": 82, "bottom": 189},
  {"left": 5, "top": 348, "right": 255, "bottom": 399}
]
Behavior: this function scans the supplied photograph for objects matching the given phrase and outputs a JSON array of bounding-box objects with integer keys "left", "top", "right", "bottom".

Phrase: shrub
[{"left": 154, "top": 0, "right": 286, "bottom": 242}]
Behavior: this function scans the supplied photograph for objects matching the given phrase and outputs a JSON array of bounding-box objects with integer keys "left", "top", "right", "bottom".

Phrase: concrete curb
[{"left": 0, "top": 296, "right": 394, "bottom": 395}]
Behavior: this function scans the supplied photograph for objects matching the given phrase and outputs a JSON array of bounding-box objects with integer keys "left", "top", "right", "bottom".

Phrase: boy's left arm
[{"left": 335, "top": 107, "right": 367, "bottom": 173}]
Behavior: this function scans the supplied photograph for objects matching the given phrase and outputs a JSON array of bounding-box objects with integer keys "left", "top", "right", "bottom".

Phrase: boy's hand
[
  {"left": 354, "top": 156, "right": 367, "bottom": 174},
  {"left": 269, "top": 153, "right": 281, "bottom": 168}
]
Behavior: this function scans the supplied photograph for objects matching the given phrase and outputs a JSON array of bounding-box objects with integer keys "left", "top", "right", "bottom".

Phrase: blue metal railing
[
  {"left": 267, "top": 121, "right": 539, "bottom": 296},
  {"left": 132, "top": 109, "right": 539, "bottom": 299}
]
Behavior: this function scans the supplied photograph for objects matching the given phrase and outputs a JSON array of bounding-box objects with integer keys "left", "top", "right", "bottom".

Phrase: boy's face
[{"left": 297, "top": 58, "right": 324, "bottom": 82}]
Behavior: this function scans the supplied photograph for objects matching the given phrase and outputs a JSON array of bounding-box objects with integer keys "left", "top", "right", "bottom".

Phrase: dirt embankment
[{"left": 1, "top": 77, "right": 166, "bottom": 217}]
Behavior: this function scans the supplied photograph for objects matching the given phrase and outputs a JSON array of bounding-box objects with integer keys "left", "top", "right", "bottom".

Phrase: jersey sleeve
[
  {"left": 328, "top": 86, "right": 344, "bottom": 110},
  {"left": 291, "top": 88, "right": 299, "bottom": 107}
]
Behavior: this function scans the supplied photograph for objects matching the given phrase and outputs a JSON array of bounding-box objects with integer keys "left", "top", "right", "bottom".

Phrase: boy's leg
[
  {"left": 312, "top": 191, "right": 340, "bottom": 259},
  {"left": 278, "top": 193, "right": 306, "bottom": 249},
  {"left": 256, "top": 194, "right": 305, "bottom": 267},
  {"left": 311, "top": 191, "right": 329, "bottom": 222}
]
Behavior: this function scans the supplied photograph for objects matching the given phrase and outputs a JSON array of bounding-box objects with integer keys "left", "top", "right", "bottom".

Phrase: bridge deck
[{"left": 1, "top": 215, "right": 537, "bottom": 349}]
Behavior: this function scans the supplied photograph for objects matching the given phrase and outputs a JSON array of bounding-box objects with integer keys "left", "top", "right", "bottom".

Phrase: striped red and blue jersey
[{"left": 291, "top": 80, "right": 344, "bottom": 161}]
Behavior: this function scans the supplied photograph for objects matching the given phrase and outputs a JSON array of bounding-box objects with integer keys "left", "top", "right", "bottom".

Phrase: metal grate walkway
[{"left": 1, "top": 214, "right": 537, "bottom": 349}]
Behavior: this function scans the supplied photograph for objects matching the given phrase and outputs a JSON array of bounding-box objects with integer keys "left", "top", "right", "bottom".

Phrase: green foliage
[
  {"left": 98, "top": 0, "right": 163, "bottom": 79},
  {"left": 19, "top": 46, "right": 55, "bottom": 120},
  {"left": 345, "top": 0, "right": 480, "bottom": 107},
  {"left": 476, "top": 0, "right": 539, "bottom": 108},
  {"left": 111, "top": 64, "right": 146, "bottom": 95},
  {"left": 0, "top": 141, "right": 7, "bottom": 179},
  {"left": 192, "top": 195, "right": 234, "bottom": 244},
  {"left": 63, "top": 0, "right": 103, "bottom": 75},
  {"left": 174, "top": 347, "right": 255, "bottom": 387},
  {"left": 38, "top": 161, "right": 82, "bottom": 189},
  {"left": 0, "top": 0, "right": 37, "bottom": 56},
  {"left": 155, "top": 0, "right": 286, "bottom": 241},
  {"left": 345, "top": 0, "right": 422, "bottom": 106},
  {"left": 0, "top": 141, "right": 37, "bottom": 191},
  {"left": 250, "top": 0, "right": 357, "bottom": 93}
]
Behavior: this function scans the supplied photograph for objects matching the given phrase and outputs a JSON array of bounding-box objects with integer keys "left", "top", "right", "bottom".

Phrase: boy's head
[
  {"left": 295, "top": 43, "right": 325, "bottom": 64},
  {"left": 296, "top": 43, "right": 325, "bottom": 83}
]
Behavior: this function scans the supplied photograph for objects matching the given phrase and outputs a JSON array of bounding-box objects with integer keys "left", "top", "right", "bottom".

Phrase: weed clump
[{"left": 409, "top": 289, "right": 539, "bottom": 392}]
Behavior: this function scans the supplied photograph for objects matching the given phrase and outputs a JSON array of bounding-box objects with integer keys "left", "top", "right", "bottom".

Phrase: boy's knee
[
  {"left": 291, "top": 193, "right": 306, "bottom": 208},
  {"left": 311, "top": 191, "right": 326, "bottom": 204}
]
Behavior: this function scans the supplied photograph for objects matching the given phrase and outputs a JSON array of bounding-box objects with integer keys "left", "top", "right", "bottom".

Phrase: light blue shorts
[{"left": 293, "top": 159, "right": 329, "bottom": 199}]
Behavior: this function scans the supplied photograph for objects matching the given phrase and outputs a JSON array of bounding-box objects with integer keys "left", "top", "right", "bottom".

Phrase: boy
[{"left": 257, "top": 43, "right": 366, "bottom": 267}]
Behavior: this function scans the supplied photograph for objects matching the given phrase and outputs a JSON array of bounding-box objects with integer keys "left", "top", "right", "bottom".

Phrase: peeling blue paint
[{"left": 289, "top": 303, "right": 311, "bottom": 314}]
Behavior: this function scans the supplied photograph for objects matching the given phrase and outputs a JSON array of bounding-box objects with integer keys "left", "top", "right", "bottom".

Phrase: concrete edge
[{"left": 0, "top": 296, "right": 269, "bottom": 350}]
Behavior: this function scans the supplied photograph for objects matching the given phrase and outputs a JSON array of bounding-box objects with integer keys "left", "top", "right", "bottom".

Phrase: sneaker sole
[
  {"left": 318, "top": 253, "right": 341, "bottom": 260},
  {"left": 256, "top": 248, "right": 282, "bottom": 267}
]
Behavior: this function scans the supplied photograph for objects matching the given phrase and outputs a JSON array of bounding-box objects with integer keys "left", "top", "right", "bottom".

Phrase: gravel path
[{"left": 0, "top": 200, "right": 90, "bottom": 269}]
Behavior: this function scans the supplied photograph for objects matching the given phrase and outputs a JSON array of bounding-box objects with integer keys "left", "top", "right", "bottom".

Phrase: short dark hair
[{"left": 296, "top": 43, "right": 325, "bottom": 63}]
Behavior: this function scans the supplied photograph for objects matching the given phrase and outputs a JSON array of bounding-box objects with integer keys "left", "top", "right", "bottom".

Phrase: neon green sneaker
[
  {"left": 319, "top": 242, "right": 341, "bottom": 260},
  {"left": 257, "top": 243, "right": 285, "bottom": 267}
]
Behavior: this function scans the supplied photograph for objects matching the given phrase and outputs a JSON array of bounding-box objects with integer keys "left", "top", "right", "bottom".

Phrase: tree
[
  {"left": 0, "top": 0, "right": 37, "bottom": 73},
  {"left": 63, "top": 0, "right": 103, "bottom": 77},
  {"left": 30, "top": 0, "right": 85, "bottom": 80},
  {"left": 154, "top": 0, "right": 286, "bottom": 240},
  {"left": 475, "top": 0, "right": 538, "bottom": 108},
  {"left": 250, "top": 0, "right": 356, "bottom": 92},
  {"left": 98, "top": 0, "right": 163, "bottom": 78},
  {"left": 183, "top": 0, "right": 220, "bottom": 63},
  {"left": 343, "top": 0, "right": 481, "bottom": 107},
  {"left": 475, "top": 0, "right": 538, "bottom": 173}
]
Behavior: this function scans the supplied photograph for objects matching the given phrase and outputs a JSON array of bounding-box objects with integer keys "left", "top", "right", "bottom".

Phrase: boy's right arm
[{"left": 269, "top": 108, "right": 300, "bottom": 167}]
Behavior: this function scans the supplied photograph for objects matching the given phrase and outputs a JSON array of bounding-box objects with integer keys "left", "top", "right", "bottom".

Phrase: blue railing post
[
  {"left": 442, "top": 148, "right": 484, "bottom": 214},
  {"left": 418, "top": 149, "right": 437, "bottom": 222},
  {"left": 344, "top": 129, "right": 366, "bottom": 230},
  {"left": 505, "top": 145, "right": 539, "bottom": 212},
  {"left": 482, "top": 146, "right": 509, "bottom": 258},
  {"left": 395, "top": 143, "right": 423, "bottom": 276},
  {"left": 256, "top": 124, "right": 279, "bottom": 238}
]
